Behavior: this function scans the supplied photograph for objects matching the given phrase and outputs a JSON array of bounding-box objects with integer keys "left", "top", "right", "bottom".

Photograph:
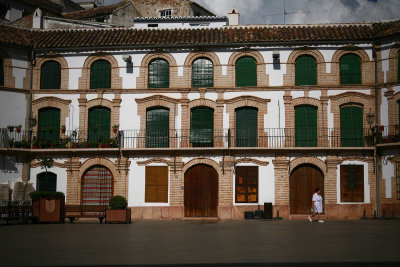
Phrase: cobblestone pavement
[{"left": 1, "top": 220, "right": 400, "bottom": 266}]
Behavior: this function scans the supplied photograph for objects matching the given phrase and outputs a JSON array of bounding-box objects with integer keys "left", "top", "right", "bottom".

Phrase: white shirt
[{"left": 312, "top": 193, "right": 323, "bottom": 213}]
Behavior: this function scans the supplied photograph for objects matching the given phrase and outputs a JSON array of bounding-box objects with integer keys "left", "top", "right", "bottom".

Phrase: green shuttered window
[
  {"left": 90, "top": 60, "right": 111, "bottom": 89},
  {"left": 37, "top": 172, "right": 57, "bottom": 192},
  {"left": 236, "top": 107, "right": 258, "bottom": 147},
  {"left": 236, "top": 56, "right": 257, "bottom": 87},
  {"left": 295, "top": 55, "right": 317, "bottom": 85},
  {"left": 340, "top": 54, "right": 361, "bottom": 85},
  {"left": 146, "top": 107, "right": 169, "bottom": 148},
  {"left": 295, "top": 106, "right": 317, "bottom": 147},
  {"left": 40, "top": 60, "right": 61, "bottom": 89},
  {"left": 340, "top": 106, "right": 364, "bottom": 147},
  {"left": 149, "top": 59, "right": 169, "bottom": 88},
  {"left": 38, "top": 107, "right": 60, "bottom": 145},
  {"left": 192, "top": 58, "right": 213, "bottom": 87},
  {"left": 190, "top": 107, "right": 213, "bottom": 147},
  {"left": 0, "top": 57, "right": 4, "bottom": 86},
  {"left": 88, "top": 107, "right": 111, "bottom": 146}
]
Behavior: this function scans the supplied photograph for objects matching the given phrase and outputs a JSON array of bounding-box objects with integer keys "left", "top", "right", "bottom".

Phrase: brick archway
[
  {"left": 33, "top": 55, "right": 69, "bottom": 90},
  {"left": 32, "top": 96, "right": 71, "bottom": 133},
  {"left": 290, "top": 156, "right": 327, "bottom": 176},
  {"left": 182, "top": 157, "right": 222, "bottom": 178}
]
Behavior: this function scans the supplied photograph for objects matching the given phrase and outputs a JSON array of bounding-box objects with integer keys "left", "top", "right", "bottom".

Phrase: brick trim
[
  {"left": 289, "top": 156, "right": 327, "bottom": 176},
  {"left": 182, "top": 157, "right": 222, "bottom": 177},
  {"left": 388, "top": 91, "right": 400, "bottom": 128},
  {"left": 331, "top": 45, "right": 374, "bottom": 85},
  {"left": 283, "top": 47, "right": 325, "bottom": 86},
  {"left": 137, "top": 158, "right": 171, "bottom": 166},
  {"left": 235, "top": 158, "right": 269, "bottom": 166},
  {"left": 387, "top": 43, "right": 400, "bottom": 84},
  {"left": 78, "top": 53, "right": 122, "bottom": 90},
  {"left": 227, "top": 50, "right": 268, "bottom": 87},
  {"left": 0, "top": 48, "right": 15, "bottom": 88},
  {"left": 137, "top": 52, "right": 178, "bottom": 89},
  {"left": 32, "top": 96, "right": 71, "bottom": 133},
  {"left": 33, "top": 54, "right": 69, "bottom": 90}
]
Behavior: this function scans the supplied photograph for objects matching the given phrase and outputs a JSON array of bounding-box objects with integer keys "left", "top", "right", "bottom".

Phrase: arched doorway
[
  {"left": 82, "top": 165, "right": 113, "bottom": 210},
  {"left": 184, "top": 164, "right": 218, "bottom": 217},
  {"left": 290, "top": 164, "right": 324, "bottom": 214}
]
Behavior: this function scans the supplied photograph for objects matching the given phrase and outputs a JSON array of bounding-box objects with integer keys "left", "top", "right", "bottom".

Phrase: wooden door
[
  {"left": 184, "top": 164, "right": 218, "bottom": 217},
  {"left": 290, "top": 164, "right": 324, "bottom": 214}
]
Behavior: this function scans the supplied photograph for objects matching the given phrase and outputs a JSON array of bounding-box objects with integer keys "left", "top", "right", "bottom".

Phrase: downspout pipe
[
  {"left": 27, "top": 49, "right": 35, "bottom": 182},
  {"left": 372, "top": 42, "right": 380, "bottom": 217}
]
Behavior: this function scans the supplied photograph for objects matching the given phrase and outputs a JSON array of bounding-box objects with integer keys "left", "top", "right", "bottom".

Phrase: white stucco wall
[{"left": 30, "top": 163, "right": 68, "bottom": 194}]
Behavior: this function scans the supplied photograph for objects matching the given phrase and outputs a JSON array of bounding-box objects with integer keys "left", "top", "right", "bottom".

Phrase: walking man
[{"left": 308, "top": 188, "right": 324, "bottom": 223}]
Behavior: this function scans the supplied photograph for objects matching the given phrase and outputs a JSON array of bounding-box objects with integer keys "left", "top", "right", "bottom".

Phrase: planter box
[
  {"left": 32, "top": 196, "right": 65, "bottom": 223},
  {"left": 105, "top": 209, "right": 131, "bottom": 223}
]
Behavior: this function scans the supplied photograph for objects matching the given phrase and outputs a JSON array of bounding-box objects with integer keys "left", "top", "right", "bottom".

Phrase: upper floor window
[
  {"left": 340, "top": 54, "right": 361, "bottom": 85},
  {"left": 88, "top": 106, "right": 111, "bottom": 147},
  {"left": 40, "top": 60, "right": 61, "bottom": 89},
  {"left": 0, "top": 57, "right": 4, "bottom": 86},
  {"left": 148, "top": 59, "right": 169, "bottom": 88},
  {"left": 159, "top": 9, "right": 172, "bottom": 18},
  {"left": 295, "top": 55, "right": 317, "bottom": 86},
  {"left": 190, "top": 106, "right": 214, "bottom": 147},
  {"left": 90, "top": 59, "right": 111, "bottom": 89},
  {"left": 38, "top": 107, "right": 60, "bottom": 147},
  {"left": 236, "top": 56, "right": 257, "bottom": 87},
  {"left": 146, "top": 107, "right": 169, "bottom": 148},
  {"left": 295, "top": 105, "right": 317, "bottom": 147},
  {"left": 37, "top": 172, "right": 57, "bottom": 192},
  {"left": 192, "top": 58, "right": 213, "bottom": 88},
  {"left": 235, "top": 107, "right": 258, "bottom": 147},
  {"left": 340, "top": 105, "right": 364, "bottom": 147}
]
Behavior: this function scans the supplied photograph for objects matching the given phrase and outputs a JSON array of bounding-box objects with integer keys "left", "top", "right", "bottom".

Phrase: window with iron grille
[
  {"left": 37, "top": 172, "right": 57, "bottom": 192},
  {"left": 340, "top": 54, "right": 361, "bottom": 85},
  {"left": 192, "top": 58, "right": 213, "bottom": 87},
  {"left": 295, "top": 55, "right": 317, "bottom": 85},
  {"left": 146, "top": 107, "right": 169, "bottom": 148},
  {"left": 40, "top": 60, "right": 61, "bottom": 89},
  {"left": 236, "top": 56, "right": 257, "bottom": 87},
  {"left": 148, "top": 59, "right": 169, "bottom": 88},
  {"left": 340, "top": 164, "right": 364, "bottom": 202},
  {"left": 159, "top": 9, "right": 172, "bottom": 18},
  {"left": 0, "top": 57, "right": 4, "bottom": 86},
  {"left": 90, "top": 59, "right": 111, "bottom": 89},
  {"left": 235, "top": 166, "right": 258, "bottom": 203}
]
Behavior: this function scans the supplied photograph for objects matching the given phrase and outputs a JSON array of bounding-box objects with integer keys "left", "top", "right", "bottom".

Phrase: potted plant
[
  {"left": 112, "top": 124, "right": 119, "bottom": 134},
  {"left": 105, "top": 195, "right": 131, "bottom": 223},
  {"left": 61, "top": 125, "right": 66, "bottom": 134},
  {"left": 30, "top": 191, "right": 65, "bottom": 223},
  {"left": 15, "top": 125, "right": 22, "bottom": 133},
  {"left": 7, "top": 125, "right": 14, "bottom": 132}
]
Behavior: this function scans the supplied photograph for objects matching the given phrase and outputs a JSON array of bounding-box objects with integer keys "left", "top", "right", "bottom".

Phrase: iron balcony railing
[{"left": 0, "top": 126, "right": 388, "bottom": 150}]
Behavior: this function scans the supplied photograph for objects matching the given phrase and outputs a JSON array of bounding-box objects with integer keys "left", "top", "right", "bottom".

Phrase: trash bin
[
  {"left": 244, "top": 211, "right": 254, "bottom": 219},
  {"left": 264, "top": 202, "right": 272, "bottom": 219}
]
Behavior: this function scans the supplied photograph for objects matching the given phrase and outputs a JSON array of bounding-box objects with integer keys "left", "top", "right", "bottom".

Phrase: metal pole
[
  {"left": 27, "top": 49, "right": 35, "bottom": 182},
  {"left": 373, "top": 43, "right": 380, "bottom": 217}
]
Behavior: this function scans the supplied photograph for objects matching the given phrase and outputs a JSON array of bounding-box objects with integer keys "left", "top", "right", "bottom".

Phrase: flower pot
[
  {"left": 98, "top": 144, "right": 102, "bottom": 148},
  {"left": 73, "top": 143, "right": 78, "bottom": 149},
  {"left": 32, "top": 196, "right": 65, "bottom": 223},
  {"left": 105, "top": 209, "right": 131, "bottom": 223},
  {"left": 61, "top": 128, "right": 66, "bottom": 134},
  {"left": 8, "top": 127, "right": 14, "bottom": 132},
  {"left": 16, "top": 128, "right": 21, "bottom": 133},
  {"left": 113, "top": 128, "right": 118, "bottom": 134},
  {"left": 50, "top": 144, "right": 54, "bottom": 149}
]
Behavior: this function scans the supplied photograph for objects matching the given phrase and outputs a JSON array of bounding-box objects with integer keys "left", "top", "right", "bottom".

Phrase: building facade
[{"left": 0, "top": 16, "right": 400, "bottom": 219}]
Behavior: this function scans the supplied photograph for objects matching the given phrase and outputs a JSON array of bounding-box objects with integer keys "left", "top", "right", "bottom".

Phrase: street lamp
[{"left": 366, "top": 109, "right": 375, "bottom": 146}]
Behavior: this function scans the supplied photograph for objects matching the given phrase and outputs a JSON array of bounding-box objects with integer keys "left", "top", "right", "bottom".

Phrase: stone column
[
  {"left": 65, "top": 157, "right": 81, "bottom": 205},
  {"left": 283, "top": 93, "right": 293, "bottom": 147},
  {"left": 320, "top": 93, "right": 329, "bottom": 147},
  {"left": 218, "top": 156, "right": 234, "bottom": 219},
  {"left": 180, "top": 94, "right": 189, "bottom": 148},
  {"left": 272, "top": 154, "right": 290, "bottom": 217}
]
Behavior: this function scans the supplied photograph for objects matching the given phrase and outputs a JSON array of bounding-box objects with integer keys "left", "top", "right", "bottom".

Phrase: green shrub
[
  {"left": 30, "top": 191, "right": 65, "bottom": 200},
  {"left": 109, "top": 195, "right": 127, "bottom": 209}
]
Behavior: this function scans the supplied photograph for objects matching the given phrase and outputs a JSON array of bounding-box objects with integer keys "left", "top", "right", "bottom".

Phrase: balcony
[{"left": 0, "top": 127, "right": 383, "bottom": 153}]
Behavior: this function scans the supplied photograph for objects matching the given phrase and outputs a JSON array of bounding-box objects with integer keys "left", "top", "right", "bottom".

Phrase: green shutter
[
  {"left": 340, "top": 54, "right": 361, "bottom": 85},
  {"left": 236, "top": 57, "right": 257, "bottom": 87},
  {"left": 340, "top": 106, "right": 364, "bottom": 147},
  {"left": 295, "top": 106, "right": 317, "bottom": 147},
  {"left": 37, "top": 172, "right": 57, "bottom": 192},
  {"left": 295, "top": 55, "right": 317, "bottom": 85},
  {"left": 0, "top": 57, "right": 4, "bottom": 86},
  {"left": 148, "top": 59, "right": 169, "bottom": 88},
  {"left": 38, "top": 108, "right": 60, "bottom": 146},
  {"left": 146, "top": 108, "right": 169, "bottom": 148},
  {"left": 192, "top": 58, "right": 213, "bottom": 87},
  {"left": 236, "top": 107, "right": 258, "bottom": 147},
  {"left": 40, "top": 61, "right": 61, "bottom": 89},
  {"left": 88, "top": 107, "right": 111, "bottom": 146},
  {"left": 90, "top": 60, "right": 111, "bottom": 89},
  {"left": 190, "top": 107, "right": 213, "bottom": 147}
]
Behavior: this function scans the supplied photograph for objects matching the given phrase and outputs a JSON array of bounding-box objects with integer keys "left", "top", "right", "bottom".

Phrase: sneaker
[
  {"left": 308, "top": 216, "right": 312, "bottom": 222},
  {"left": 318, "top": 220, "right": 324, "bottom": 223}
]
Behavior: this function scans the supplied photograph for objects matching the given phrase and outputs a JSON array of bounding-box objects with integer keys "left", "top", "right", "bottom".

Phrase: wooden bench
[{"left": 65, "top": 205, "right": 108, "bottom": 223}]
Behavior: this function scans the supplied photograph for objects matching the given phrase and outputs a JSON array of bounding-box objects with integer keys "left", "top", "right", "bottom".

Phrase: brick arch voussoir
[
  {"left": 290, "top": 157, "right": 327, "bottom": 176},
  {"left": 287, "top": 48, "right": 325, "bottom": 64},
  {"left": 292, "top": 97, "right": 321, "bottom": 108},
  {"left": 182, "top": 157, "right": 222, "bottom": 177},
  {"left": 184, "top": 51, "right": 221, "bottom": 66},
  {"left": 137, "top": 158, "right": 171, "bottom": 166},
  {"left": 331, "top": 46, "right": 371, "bottom": 63},
  {"left": 86, "top": 98, "right": 114, "bottom": 111},
  {"left": 79, "top": 158, "right": 119, "bottom": 182},
  {"left": 82, "top": 53, "right": 118, "bottom": 69},
  {"left": 188, "top": 99, "right": 217, "bottom": 110},
  {"left": 228, "top": 50, "right": 265, "bottom": 65},
  {"left": 141, "top": 53, "right": 177, "bottom": 67}
]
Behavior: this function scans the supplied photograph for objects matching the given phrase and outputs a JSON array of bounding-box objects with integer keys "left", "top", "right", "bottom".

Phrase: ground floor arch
[
  {"left": 184, "top": 164, "right": 218, "bottom": 217},
  {"left": 290, "top": 164, "right": 324, "bottom": 214},
  {"left": 81, "top": 165, "right": 113, "bottom": 207}
]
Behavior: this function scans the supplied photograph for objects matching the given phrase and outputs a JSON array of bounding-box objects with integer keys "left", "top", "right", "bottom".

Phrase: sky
[{"left": 74, "top": 0, "right": 400, "bottom": 25}]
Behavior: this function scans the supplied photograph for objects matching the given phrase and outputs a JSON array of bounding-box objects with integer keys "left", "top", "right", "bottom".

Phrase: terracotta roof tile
[{"left": 62, "top": 1, "right": 130, "bottom": 20}]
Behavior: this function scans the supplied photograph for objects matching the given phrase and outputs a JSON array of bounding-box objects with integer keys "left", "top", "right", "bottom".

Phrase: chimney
[
  {"left": 33, "top": 8, "right": 42, "bottom": 29},
  {"left": 228, "top": 8, "right": 239, "bottom": 26}
]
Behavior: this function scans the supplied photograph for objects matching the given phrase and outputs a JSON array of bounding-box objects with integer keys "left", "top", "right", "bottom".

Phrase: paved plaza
[{"left": 1, "top": 220, "right": 400, "bottom": 266}]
